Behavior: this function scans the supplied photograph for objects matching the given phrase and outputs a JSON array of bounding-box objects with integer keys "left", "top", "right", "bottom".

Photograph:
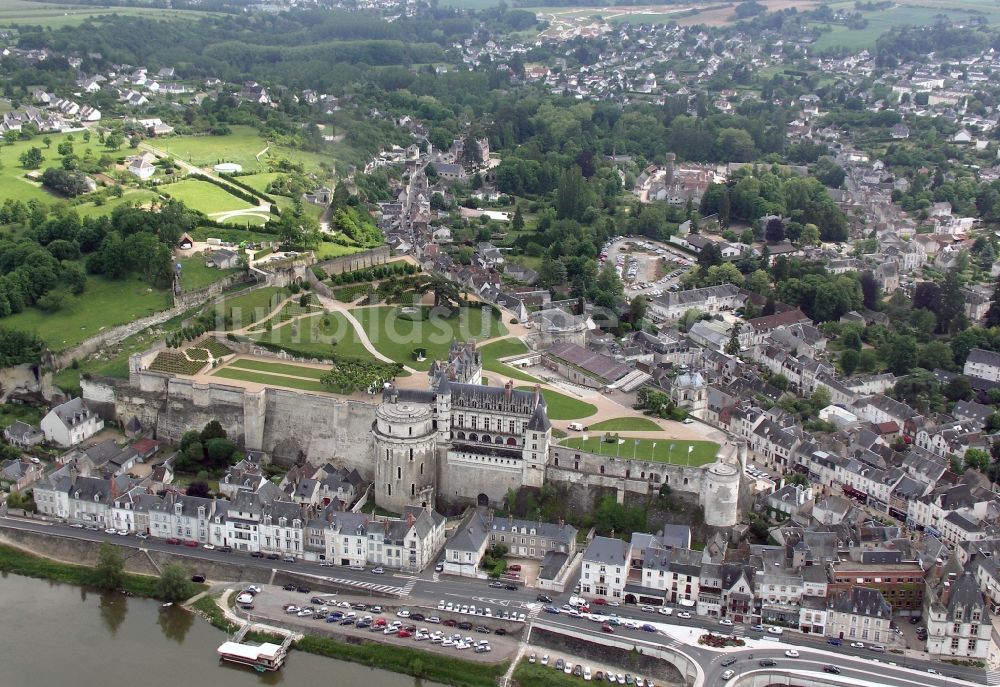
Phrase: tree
[
  {"left": 95, "top": 541, "right": 125, "bottom": 591},
  {"left": 985, "top": 277, "right": 1000, "bottom": 328},
  {"left": 726, "top": 323, "right": 742, "bottom": 356},
  {"left": 200, "top": 420, "right": 226, "bottom": 442},
  {"left": 764, "top": 217, "right": 785, "bottom": 243},
  {"left": 943, "top": 375, "right": 973, "bottom": 402},
  {"left": 18, "top": 147, "right": 43, "bottom": 169},
  {"left": 105, "top": 132, "right": 125, "bottom": 151},
  {"left": 156, "top": 563, "right": 194, "bottom": 603},
  {"left": 840, "top": 348, "right": 860, "bottom": 376},
  {"left": 629, "top": 294, "right": 647, "bottom": 325},
  {"left": 935, "top": 268, "right": 966, "bottom": 334},
  {"left": 186, "top": 481, "right": 211, "bottom": 498},
  {"left": 42, "top": 135, "right": 52, "bottom": 149},
  {"left": 883, "top": 333, "right": 918, "bottom": 375},
  {"left": 538, "top": 256, "right": 567, "bottom": 288},
  {"left": 859, "top": 271, "right": 881, "bottom": 310},
  {"left": 555, "top": 165, "right": 591, "bottom": 221},
  {"left": 799, "top": 223, "right": 820, "bottom": 247},
  {"left": 511, "top": 206, "right": 525, "bottom": 233}
]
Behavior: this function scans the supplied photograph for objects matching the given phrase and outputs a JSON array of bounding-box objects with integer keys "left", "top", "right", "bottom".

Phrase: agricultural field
[
  {"left": 353, "top": 305, "right": 507, "bottom": 371},
  {"left": 0, "top": 0, "right": 218, "bottom": 28},
  {"left": 812, "top": 0, "right": 1000, "bottom": 51},
  {"left": 3, "top": 275, "right": 172, "bottom": 352},
  {"left": 514, "top": 385, "right": 597, "bottom": 421},
  {"left": 0, "top": 131, "right": 91, "bottom": 204},
  {"left": 560, "top": 436, "right": 721, "bottom": 466},
  {"left": 177, "top": 254, "right": 239, "bottom": 291},
  {"left": 160, "top": 178, "right": 257, "bottom": 215}
]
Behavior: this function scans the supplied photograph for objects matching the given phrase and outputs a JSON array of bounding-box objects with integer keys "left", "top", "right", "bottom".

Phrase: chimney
[{"left": 407, "top": 513, "right": 415, "bottom": 529}]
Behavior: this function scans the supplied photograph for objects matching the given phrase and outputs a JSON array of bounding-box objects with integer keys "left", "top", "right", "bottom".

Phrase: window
[{"left": 951, "top": 637, "right": 961, "bottom": 650}]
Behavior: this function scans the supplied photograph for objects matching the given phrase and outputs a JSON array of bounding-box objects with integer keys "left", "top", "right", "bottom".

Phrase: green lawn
[
  {"left": 189, "top": 226, "right": 277, "bottom": 244},
  {"left": 353, "top": 305, "right": 507, "bottom": 371},
  {"left": 210, "top": 286, "right": 289, "bottom": 330},
  {"left": 514, "top": 386, "right": 597, "bottom": 421},
  {"left": 315, "top": 241, "right": 363, "bottom": 260},
  {"left": 160, "top": 178, "right": 256, "bottom": 215},
  {"left": 249, "top": 312, "right": 376, "bottom": 361},
  {"left": 222, "top": 213, "right": 269, "bottom": 227},
  {"left": 228, "top": 358, "right": 328, "bottom": 380},
  {"left": 151, "top": 126, "right": 335, "bottom": 177},
  {"left": 178, "top": 253, "right": 239, "bottom": 291},
  {"left": 4, "top": 276, "right": 172, "bottom": 351},
  {"left": 211, "top": 366, "right": 330, "bottom": 393},
  {"left": 478, "top": 337, "right": 540, "bottom": 383},
  {"left": 810, "top": 3, "right": 993, "bottom": 51},
  {"left": 236, "top": 172, "right": 281, "bottom": 194},
  {"left": 560, "top": 436, "right": 720, "bottom": 466},
  {"left": 0, "top": 403, "right": 43, "bottom": 430},
  {"left": 587, "top": 417, "right": 663, "bottom": 432}
]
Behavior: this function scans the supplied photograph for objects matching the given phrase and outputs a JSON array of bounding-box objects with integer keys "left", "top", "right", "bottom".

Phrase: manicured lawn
[
  {"left": 177, "top": 253, "right": 238, "bottom": 291},
  {"left": 249, "top": 312, "right": 375, "bottom": 361},
  {"left": 478, "top": 337, "right": 540, "bottom": 383},
  {"left": 560, "top": 436, "right": 720, "bottom": 466},
  {"left": 221, "top": 213, "right": 270, "bottom": 227},
  {"left": 211, "top": 366, "right": 330, "bottom": 393},
  {"left": 587, "top": 417, "right": 663, "bottom": 432},
  {"left": 315, "top": 241, "right": 363, "bottom": 260},
  {"left": 236, "top": 172, "right": 281, "bottom": 194},
  {"left": 189, "top": 225, "right": 277, "bottom": 244},
  {"left": 209, "top": 286, "right": 288, "bottom": 330},
  {"left": 151, "top": 126, "right": 334, "bottom": 177},
  {"left": 227, "top": 357, "right": 328, "bottom": 380},
  {"left": 3, "top": 276, "right": 172, "bottom": 351},
  {"left": 160, "top": 178, "right": 256, "bottom": 215},
  {"left": 353, "top": 305, "right": 507, "bottom": 371},
  {"left": 514, "top": 386, "right": 597, "bottom": 421}
]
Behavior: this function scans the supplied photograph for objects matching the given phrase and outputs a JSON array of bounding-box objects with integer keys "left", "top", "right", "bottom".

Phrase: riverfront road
[{"left": 0, "top": 516, "right": 992, "bottom": 686}]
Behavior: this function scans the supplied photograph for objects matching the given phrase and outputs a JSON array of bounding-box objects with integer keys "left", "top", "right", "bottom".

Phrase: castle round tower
[
  {"left": 700, "top": 461, "right": 741, "bottom": 528},
  {"left": 373, "top": 396, "right": 437, "bottom": 513}
]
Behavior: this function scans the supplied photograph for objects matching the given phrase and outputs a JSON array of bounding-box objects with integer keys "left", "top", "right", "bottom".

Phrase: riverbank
[
  {"left": 0, "top": 542, "right": 181, "bottom": 599},
  {"left": 194, "top": 593, "right": 508, "bottom": 687}
]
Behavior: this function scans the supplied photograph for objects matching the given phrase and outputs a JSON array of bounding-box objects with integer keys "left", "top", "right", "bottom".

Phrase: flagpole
[
  {"left": 633, "top": 439, "right": 637, "bottom": 460},
  {"left": 652, "top": 442, "right": 657, "bottom": 463},
  {"left": 669, "top": 443, "right": 675, "bottom": 465},
  {"left": 687, "top": 444, "right": 693, "bottom": 466}
]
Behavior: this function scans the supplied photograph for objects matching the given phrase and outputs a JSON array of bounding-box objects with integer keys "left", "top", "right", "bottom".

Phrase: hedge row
[{"left": 219, "top": 173, "right": 277, "bottom": 204}]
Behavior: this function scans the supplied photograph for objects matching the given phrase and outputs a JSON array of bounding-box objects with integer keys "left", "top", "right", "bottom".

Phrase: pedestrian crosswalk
[
  {"left": 318, "top": 574, "right": 405, "bottom": 596},
  {"left": 986, "top": 671, "right": 1000, "bottom": 685},
  {"left": 526, "top": 604, "right": 542, "bottom": 620},
  {"left": 399, "top": 579, "right": 417, "bottom": 597},
  {"left": 730, "top": 625, "right": 747, "bottom": 637}
]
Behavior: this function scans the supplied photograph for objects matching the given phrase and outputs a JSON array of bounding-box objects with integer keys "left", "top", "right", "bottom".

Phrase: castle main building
[{"left": 373, "top": 343, "right": 551, "bottom": 512}]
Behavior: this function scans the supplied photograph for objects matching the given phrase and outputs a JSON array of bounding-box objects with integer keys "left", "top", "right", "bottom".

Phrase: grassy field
[
  {"left": 177, "top": 253, "right": 238, "bottom": 291},
  {"left": 478, "top": 337, "right": 540, "bottom": 383},
  {"left": 227, "top": 357, "right": 328, "bottom": 380},
  {"left": 0, "top": 0, "right": 219, "bottom": 27},
  {"left": 0, "top": 403, "right": 43, "bottom": 429},
  {"left": 249, "top": 311, "right": 375, "bottom": 361},
  {"left": 211, "top": 366, "right": 330, "bottom": 393},
  {"left": 151, "top": 126, "right": 334, "bottom": 177},
  {"left": 160, "top": 178, "right": 256, "bottom": 215},
  {"left": 4, "top": 275, "right": 172, "bottom": 351},
  {"left": 353, "top": 305, "right": 507, "bottom": 371},
  {"left": 209, "top": 285, "right": 288, "bottom": 329},
  {"left": 189, "top": 225, "right": 277, "bottom": 244},
  {"left": 315, "top": 241, "right": 363, "bottom": 260},
  {"left": 811, "top": 0, "right": 1000, "bottom": 51},
  {"left": 560, "top": 436, "right": 720, "bottom": 466},
  {"left": 236, "top": 172, "right": 281, "bottom": 194},
  {"left": 74, "top": 190, "right": 159, "bottom": 219},
  {"left": 587, "top": 417, "right": 663, "bottom": 432},
  {"left": 514, "top": 386, "right": 597, "bottom": 421}
]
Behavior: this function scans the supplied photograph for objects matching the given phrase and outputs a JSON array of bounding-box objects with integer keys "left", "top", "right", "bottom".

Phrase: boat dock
[{"left": 218, "top": 618, "right": 298, "bottom": 672}]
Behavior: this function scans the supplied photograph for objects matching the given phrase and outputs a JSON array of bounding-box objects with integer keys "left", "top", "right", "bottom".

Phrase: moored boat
[{"left": 217, "top": 640, "right": 287, "bottom": 672}]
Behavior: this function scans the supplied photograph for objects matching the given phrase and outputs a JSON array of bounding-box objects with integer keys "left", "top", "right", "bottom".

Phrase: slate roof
[
  {"left": 547, "top": 342, "right": 631, "bottom": 383},
  {"left": 828, "top": 586, "right": 892, "bottom": 618},
  {"left": 583, "top": 536, "right": 630, "bottom": 567},
  {"left": 447, "top": 509, "right": 490, "bottom": 554}
]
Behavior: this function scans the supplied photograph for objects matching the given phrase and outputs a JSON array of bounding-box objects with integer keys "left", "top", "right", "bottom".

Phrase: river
[{"left": 0, "top": 572, "right": 442, "bottom": 686}]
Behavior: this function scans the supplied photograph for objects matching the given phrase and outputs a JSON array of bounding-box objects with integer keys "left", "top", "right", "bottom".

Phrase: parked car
[
  {"left": 435, "top": 563, "right": 444, "bottom": 572},
  {"left": 719, "top": 619, "right": 733, "bottom": 626},
  {"left": 827, "top": 638, "right": 842, "bottom": 646},
  {"left": 677, "top": 612, "right": 692, "bottom": 619},
  {"left": 219, "top": 545, "right": 232, "bottom": 553},
  {"left": 191, "top": 574, "right": 206, "bottom": 583},
  {"left": 250, "top": 551, "right": 264, "bottom": 558},
  {"left": 601, "top": 623, "right": 614, "bottom": 633},
  {"left": 165, "top": 537, "right": 181, "bottom": 545},
  {"left": 283, "top": 584, "right": 297, "bottom": 591},
  {"left": 136, "top": 532, "right": 149, "bottom": 540},
  {"left": 504, "top": 583, "right": 518, "bottom": 591},
  {"left": 372, "top": 567, "right": 385, "bottom": 574},
  {"left": 508, "top": 564, "right": 521, "bottom": 572}
]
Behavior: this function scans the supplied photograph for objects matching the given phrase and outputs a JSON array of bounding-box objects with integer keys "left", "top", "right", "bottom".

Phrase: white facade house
[
  {"left": 579, "top": 536, "right": 630, "bottom": 601},
  {"left": 40, "top": 398, "right": 104, "bottom": 447}
]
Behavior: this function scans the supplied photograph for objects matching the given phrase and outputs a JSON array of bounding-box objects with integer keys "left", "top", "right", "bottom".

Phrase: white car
[
  {"left": 768, "top": 626, "right": 784, "bottom": 635},
  {"left": 116, "top": 530, "right": 129, "bottom": 536},
  {"left": 104, "top": 527, "right": 117, "bottom": 534},
  {"left": 202, "top": 543, "right": 215, "bottom": 550},
  {"left": 658, "top": 607, "right": 673, "bottom": 616},
  {"left": 396, "top": 610, "right": 410, "bottom": 618},
  {"left": 564, "top": 662, "right": 573, "bottom": 674},
  {"left": 372, "top": 567, "right": 385, "bottom": 574},
  {"left": 719, "top": 619, "right": 733, "bottom": 626},
  {"left": 784, "top": 649, "right": 799, "bottom": 658},
  {"left": 721, "top": 670, "right": 735, "bottom": 680},
  {"left": 641, "top": 605, "right": 655, "bottom": 613},
  {"left": 438, "top": 600, "right": 445, "bottom": 609},
  {"left": 584, "top": 666, "right": 592, "bottom": 681},
  {"left": 677, "top": 611, "right": 692, "bottom": 619},
  {"left": 850, "top": 641, "right": 864, "bottom": 648},
  {"left": 682, "top": 418, "right": 694, "bottom": 424}
]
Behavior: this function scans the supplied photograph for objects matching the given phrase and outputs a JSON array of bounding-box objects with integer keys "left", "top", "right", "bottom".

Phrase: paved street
[{"left": 2, "top": 515, "right": 994, "bottom": 686}]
